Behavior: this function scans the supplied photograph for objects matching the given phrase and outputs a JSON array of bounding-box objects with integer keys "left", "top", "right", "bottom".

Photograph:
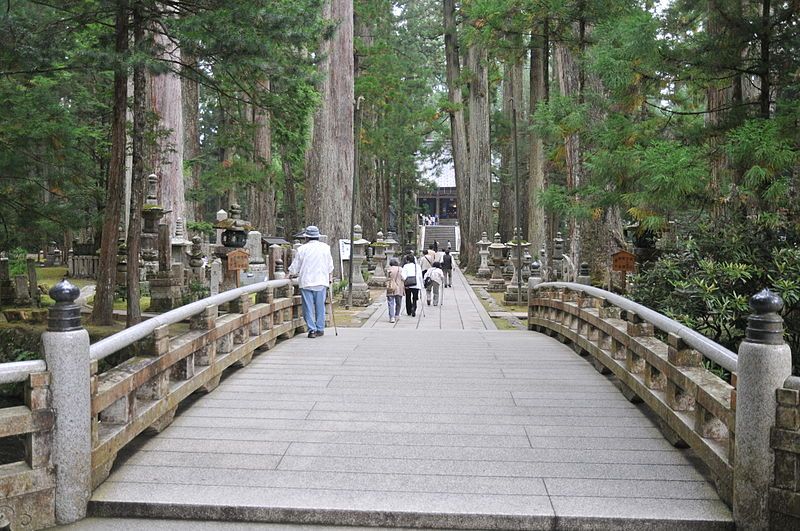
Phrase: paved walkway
[
  {"left": 364, "top": 267, "right": 495, "bottom": 330},
  {"left": 79, "top": 267, "right": 732, "bottom": 530}
]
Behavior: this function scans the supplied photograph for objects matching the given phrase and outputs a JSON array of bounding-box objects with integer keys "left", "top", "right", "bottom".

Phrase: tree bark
[
  {"left": 248, "top": 79, "right": 276, "bottom": 235},
  {"left": 444, "top": 0, "right": 470, "bottom": 266},
  {"left": 147, "top": 5, "right": 185, "bottom": 233},
  {"left": 466, "top": 43, "right": 492, "bottom": 273},
  {"left": 281, "top": 145, "right": 300, "bottom": 239},
  {"left": 528, "top": 24, "right": 548, "bottom": 252},
  {"left": 127, "top": 0, "right": 146, "bottom": 327},
  {"left": 182, "top": 50, "right": 202, "bottom": 223},
  {"left": 305, "top": 0, "right": 354, "bottom": 276},
  {"left": 498, "top": 58, "right": 524, "bottom": 241},
  {"left": 92, "top": 0, "right": 128, "bottom": 325},
  {"left": 555, "top": 40, "right": 582, "bottom": 267}
]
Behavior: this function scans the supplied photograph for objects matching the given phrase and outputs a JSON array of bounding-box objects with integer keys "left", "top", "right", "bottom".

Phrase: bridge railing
[
  {"left": 88, "top": 278, "right": 303, "bottom": 489},
  {"left": 529, "top": 282, "right": 738, "bottom": 503},
  {"left": 0, "top": 361, "right": 55, "bottom": 530},
  {"left": 0, "top": 277, "right": 305, "bottom": 529},
  {"left": 529, "top": 282, "right": 797, "bottom": 528}
]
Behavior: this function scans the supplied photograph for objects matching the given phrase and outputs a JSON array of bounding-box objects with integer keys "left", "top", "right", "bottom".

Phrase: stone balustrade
[
  {"left": 771, "top": 375, "right": 800, "bottom": 528},
  {"left": 530, "top": 282, "right": 799, "bottom": 529},
  {"left": 0, "top": 362, "right": 55, "bottom": 529},
  {"left": 89, "top": 279, "right": 303, "bottom": 488},
  {"left": 0, "top": 277, "right": 304, "bottom": 528}
]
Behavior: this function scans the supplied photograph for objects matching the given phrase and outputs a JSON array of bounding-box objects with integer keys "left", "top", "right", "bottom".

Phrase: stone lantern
[
  {"left": 553, "top": 231, "right": 565, "bottom": 280},
  {"left": 347, "top": 224, "right": 371, "bottom": 306},
  {"left": 487, "top": 233, "right": 507, "bottom": 292},
  {"left": 142, "top": 174, "right": 168, "bottom": 278},
  {"left": 504, "top": 228, "right": 530, "bottom": 303},
  {"left": 368, "top": 230, "right": 388, "bottom": 287},
  {"left": 521, "top": 247, "right": 533, "bottom": 282},
  {"left": 385, "top": 231, "right": 400, "bottom": 265},
  {"left": 477, "top": 231, "right": 492, "bottom": 278},
  {"left": 219, "top": 204, "right": 248, "bottom": 248}
]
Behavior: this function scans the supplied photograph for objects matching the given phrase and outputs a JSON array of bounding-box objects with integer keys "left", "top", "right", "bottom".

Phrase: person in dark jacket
[{"left": 441, "top": 249, "right": 453, "bottom": 287}]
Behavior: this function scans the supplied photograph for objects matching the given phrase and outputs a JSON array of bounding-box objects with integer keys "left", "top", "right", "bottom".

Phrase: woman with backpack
[{"left": 385, "top": 258, "right": 406, "bottom": 323}]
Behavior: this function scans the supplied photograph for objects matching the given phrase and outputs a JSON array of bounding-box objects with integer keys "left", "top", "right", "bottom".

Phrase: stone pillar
[
  {"left": 368, "top": 230, "right": 387, "bottom": 287},
  {"left": 477, "top": 232, "right": 491, "bottom": 278},
  {"left": 209, "top": 257, "right": 222, "bottom": 296},
  {"left": 188, "top": 236, "right": 204, "bottom": 284},
  {"left": 26, "top": 258, "right": 40, "bottom": 307},
  {"left": 215, "top": 209, "right": 227, "bottom": 245},
  {"left": 734, "top": 289, "right": 792, "bottom": 529},
  {"left": 346, "top": 225, "right": 371, "bottom": 306},
  {"left": 41, "top": 279, "right": 91, "bottom": 524},
  {"left": 244, "top": 231, "right": 267, "bottom": 284}
]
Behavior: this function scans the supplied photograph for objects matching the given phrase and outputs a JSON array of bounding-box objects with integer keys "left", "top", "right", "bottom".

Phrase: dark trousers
[{"left": 404, "top": 288, "right": 419, "bottom": 315}]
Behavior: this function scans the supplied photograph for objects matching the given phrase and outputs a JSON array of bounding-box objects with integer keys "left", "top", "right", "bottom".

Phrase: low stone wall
[{"left": 771, "top": 378, "right": 800, "bottom": 528}]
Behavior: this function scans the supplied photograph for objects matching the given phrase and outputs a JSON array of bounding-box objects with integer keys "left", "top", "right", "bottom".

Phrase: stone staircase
[{"left": 421, "top": 224, "right": 459, "bottom": 252}]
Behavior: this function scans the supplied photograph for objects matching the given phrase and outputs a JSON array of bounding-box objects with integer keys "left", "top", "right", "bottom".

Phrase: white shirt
[
  {"left": 288, "top": 240, "right": 334, "bottom": 289},
  {"left": 401, "top": 262, "right": 421, "bottom": 289}
]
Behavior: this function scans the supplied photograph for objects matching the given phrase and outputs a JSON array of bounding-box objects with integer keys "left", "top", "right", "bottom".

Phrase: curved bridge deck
[{"left": 84, "top": 270, "right": 732, "bottom": 530}]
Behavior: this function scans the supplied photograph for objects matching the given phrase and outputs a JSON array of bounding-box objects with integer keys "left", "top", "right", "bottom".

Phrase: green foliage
[
  {"left": 186, "top": 221, "right": 214, "bottom": 235},
  {"left": 632, "top": 223, "right": 800, "bottom": 372},
  {"left": 8, "top": 248, "right": 28, "bottom": 277}
]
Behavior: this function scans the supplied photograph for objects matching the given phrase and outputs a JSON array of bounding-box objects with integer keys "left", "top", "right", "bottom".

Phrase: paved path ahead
[
  {"left": 364, "top": 266, "right": 495, "bottom": 330},
  {"left": 84, "top": 268, "right": 732, "bottom": 530}
]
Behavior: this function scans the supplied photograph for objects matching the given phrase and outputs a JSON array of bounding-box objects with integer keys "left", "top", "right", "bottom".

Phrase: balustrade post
[
  {"left": 734, "top": 289, "right": 792, "bottom": 529},
  {"left": 41, "top": 279, "right": 91, "bottom": 524}
]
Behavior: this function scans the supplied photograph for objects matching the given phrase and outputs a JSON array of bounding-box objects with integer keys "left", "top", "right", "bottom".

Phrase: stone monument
[
  {"left": 368, "top": 230, "right": 388, "bottom": 287},
  {"left": 487, "top": 233, "right": 507, "bottom": 292},
  {"left": 504, "top": 228, "right": 530, "bottom": 303},
  {"left": 477, "top": 231, "right": 492, "bottom": 278},
  {"left": 243, "top": 230, "right": 267, "bottom": 285},
  {"left": 345, "top": 224, "right": 371, "bottom": 306}
]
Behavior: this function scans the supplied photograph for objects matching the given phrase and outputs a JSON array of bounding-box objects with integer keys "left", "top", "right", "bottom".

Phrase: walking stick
[{"left": 328, "top": 285, "right": 339, "bottom": 336}]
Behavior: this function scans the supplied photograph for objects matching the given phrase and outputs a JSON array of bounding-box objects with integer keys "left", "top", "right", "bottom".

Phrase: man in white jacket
[{"left": 288, "top": 225, "right": 334, "bottom": 338}]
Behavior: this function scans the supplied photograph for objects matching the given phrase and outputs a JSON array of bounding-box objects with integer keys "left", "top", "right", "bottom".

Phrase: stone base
[
  {"left": 149, "top": 276, "right": 184, "bottom": 312},
  {"left": 476, "top": 268, "right": 491, "bottom": 278},
  {"left": 486, "top": 279, "right": 506, "bottom": 292},
  {"left": 503, "top": 288, "right": 528, "bottom": 304},
  {"left": 368, "top": 275, "right": 387, "bottom": 288},
  {"left": 343, "top": 286, "right": 371, "bottom": 307}
]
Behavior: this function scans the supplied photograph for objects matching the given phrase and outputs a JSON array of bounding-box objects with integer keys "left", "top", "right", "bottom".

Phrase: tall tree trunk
[
  {"left": 147, "top": 5, "right": 185, "bottom": 233},
  {"left": 498, "top": 57, "right": 524, "bottom": 241},
  {"left": 528, "top": 24, "right": 548, "bottom": 252},
  {"left": 466, "top": 43, "right": 492, "bottom": 273},
  {"left": 248, "top": 80, "right": 276, "bottom": 235},
  {"left": 127, "top": 0, "right": 146, "bottom": 327},
  {"left": 281, "top": 145, "right": 300, "bottom": 239},
  {"left": 182, "top": 50, "right": 202, "bottom": 223},
  {"left": 92, "top": 0, "right": 128, "bottom": 325},
  {"left": 758, "top": 0, "right": 770, "bottom": 119},
  {"left": 555, "top": 40, "right": 582, "bottom": 267},
  {"left": 444, "top": 0, "right": 470, "bottom": 266},
  {"left": 305, "top": 0, "right": 354, "bottom": 276}
]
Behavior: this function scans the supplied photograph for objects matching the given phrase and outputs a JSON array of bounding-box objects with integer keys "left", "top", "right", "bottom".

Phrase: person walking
[
  {"left": 288, "top": 225, "right": 334, "bottom": 338},
  {"left": 419, "top": 245, "right": 436, "bottom": 305},
  {"left": 441, "top": 248, "right": 453, "bottom": 287},
  {"left": 401, "top": 253, "right": 421, "bottom": 317},
  {"left": 385, "top": 258, "right": 406, "bottom": 323},
  {"left": 424, "top": 262, "right": 445, "bottom": 306}
]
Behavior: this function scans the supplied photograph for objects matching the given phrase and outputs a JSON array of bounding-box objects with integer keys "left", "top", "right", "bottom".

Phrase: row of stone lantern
[{"left": 477, "top": 229, "right": 592, "bottom": 303}]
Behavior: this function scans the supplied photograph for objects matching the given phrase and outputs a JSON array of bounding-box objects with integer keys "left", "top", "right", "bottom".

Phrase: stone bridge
[{"left": 1, "top": 269, "right": 799, "bottom": 530}]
